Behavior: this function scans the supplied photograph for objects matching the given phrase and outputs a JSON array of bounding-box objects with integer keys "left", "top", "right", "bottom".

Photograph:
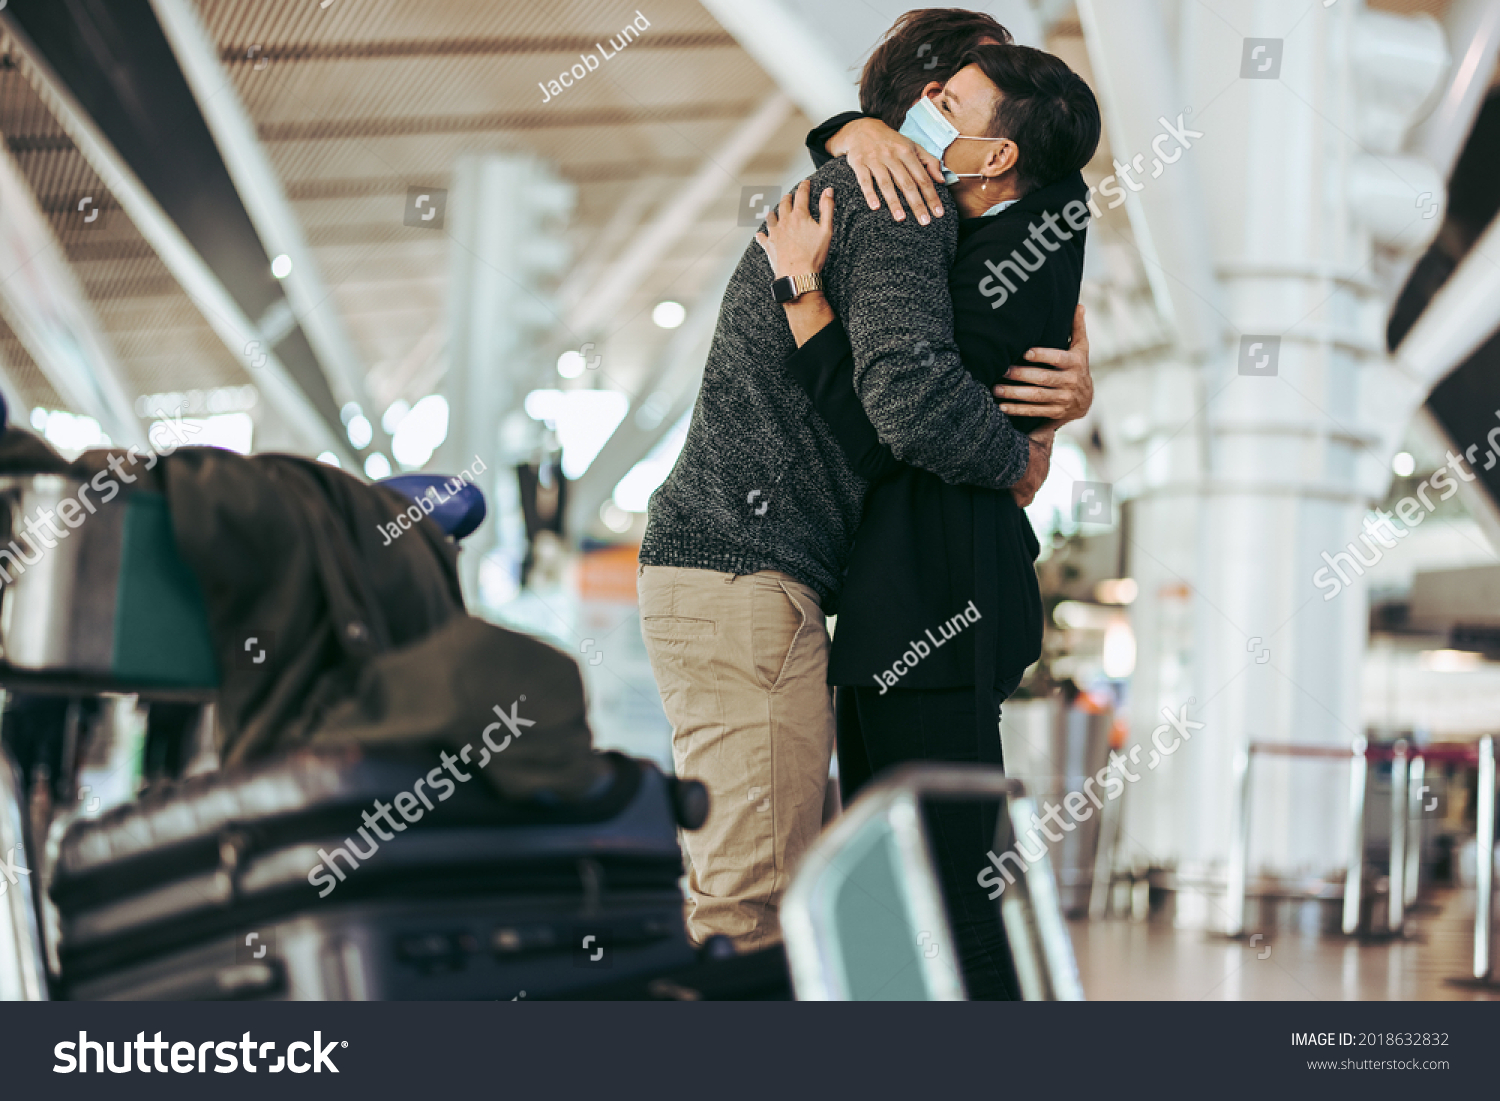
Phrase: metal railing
[
  {"left": 0, "top": 739, "right": 47, "bottom": 1000},
  {"left": 1224, "top": 738, "right": 1367, "bottom": 938},
  {"left": 1227, "top": 735, "right": 1485, "bottom": 942},
  {"left": 1475, "top": 734, "right": 1495, "bottom": 981}
]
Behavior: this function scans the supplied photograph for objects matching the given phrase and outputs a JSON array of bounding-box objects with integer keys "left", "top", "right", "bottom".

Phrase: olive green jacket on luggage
[{"left": 0, "top": 433, "right": 608, "bottom": 803}]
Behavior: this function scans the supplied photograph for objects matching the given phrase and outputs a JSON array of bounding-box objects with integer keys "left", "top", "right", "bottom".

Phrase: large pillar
[
  {"left": 435, "top": 155, "right": 573, "bottom": 602},
  {"left": 1110, "top": 0, "right": 1449, "bottom": 927}
]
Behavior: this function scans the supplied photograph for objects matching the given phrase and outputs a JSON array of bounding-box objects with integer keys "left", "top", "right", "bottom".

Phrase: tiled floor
[{"left": 1070, "top": 889, "right": 1500, "bottom": 1000}]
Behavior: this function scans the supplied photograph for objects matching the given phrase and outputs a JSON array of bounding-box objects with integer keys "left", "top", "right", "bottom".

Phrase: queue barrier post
[
  {"left": 1221, "top": 739, "right": 1366, "bottom": 939},
  {"left": 1342, "top": 738, "right": 1370, "bottom": 936},
  {"left": 1388, "top": 740, "right": 1409, "bottom": 933},
  {"left": 1475, "top": 734, "right": 1495, "bottom": 981},
  {"left": 1404, "top": 754, "right": 1425, "bottom": 910}
]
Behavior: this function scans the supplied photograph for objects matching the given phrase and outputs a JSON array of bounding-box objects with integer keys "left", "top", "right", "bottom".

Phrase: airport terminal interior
[{"left": 1, "top": 0, "right": 1500, "bottom": 1003}]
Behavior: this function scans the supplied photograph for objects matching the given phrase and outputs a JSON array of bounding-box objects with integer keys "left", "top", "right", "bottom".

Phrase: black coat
[{"left": 785, "top": 171, "right": 1089, "bottom": 692}]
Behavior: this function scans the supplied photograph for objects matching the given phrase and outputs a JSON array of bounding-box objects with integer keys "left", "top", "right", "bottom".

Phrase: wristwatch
[{"left": 771, "top": 273, "right": 824, "bottom": 303}]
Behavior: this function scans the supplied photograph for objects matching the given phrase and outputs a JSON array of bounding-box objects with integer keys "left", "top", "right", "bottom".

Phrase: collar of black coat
[{"left": 956, "top": 170, "right": 1090, "bottom": 244}]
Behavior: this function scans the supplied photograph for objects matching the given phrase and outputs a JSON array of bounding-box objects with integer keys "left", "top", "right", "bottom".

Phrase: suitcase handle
[{"left": 377, "top": 474, "right": 486, "bottom": 541}]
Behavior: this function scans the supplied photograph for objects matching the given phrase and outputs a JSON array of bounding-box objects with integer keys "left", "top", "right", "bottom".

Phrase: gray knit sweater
[{"left": 639, "top": 158, "right": 1031, "bottom": 608}]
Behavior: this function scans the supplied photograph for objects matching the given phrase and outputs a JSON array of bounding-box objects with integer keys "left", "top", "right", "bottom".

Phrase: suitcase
[{"left": 50, "top": 745, "right": 705, "bottom": 1000}]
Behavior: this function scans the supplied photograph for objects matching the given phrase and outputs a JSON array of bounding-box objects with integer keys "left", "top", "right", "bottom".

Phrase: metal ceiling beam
[
  {"left": 1410, "top": 0, "right": 1500, "bottom": 183},
  {"left": 0, "top": 139, "right": 145, "bottom": 447},
  {"left": 700, "top": 0, "right": 1045, "bottom": 121},
  {"left": 568, "top": 93, "right": 793, "bottom": 337},
  {"left": 1076, "top": 0, "right": 1224, "bottom": 360},
  {"left": 567, "top": 152, "right": 810, "bottom": 539},
  {"left": 0, "top": 14, "right": 350, "bottom": 462},
  {"left": 697, "top": 0, "right": 862, "bottom": 122},
  {"left": 213, "top": 32, "right": 739, "bottom": 62},
  {"left": 1394, "top": 210, "right": 1500, "bottom": 389},
  {"left": 556, "top": 177, "right": 660, "bottom": 318},
  {"left": 257, "top": 101, "right": 762, "bottom": 142},
  {"left": 149, "top": 0, "right": 391, "bottom": 458},
  {"left": 565, "top": 275, "right": 724, "bottom": 541}
]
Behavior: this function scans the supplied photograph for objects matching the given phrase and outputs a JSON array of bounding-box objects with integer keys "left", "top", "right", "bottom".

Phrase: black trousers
[{"left": 835, "top": 683, "right": 1022, "bottom": 1001}]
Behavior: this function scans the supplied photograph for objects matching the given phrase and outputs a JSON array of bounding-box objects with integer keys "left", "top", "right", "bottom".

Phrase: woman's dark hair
[
  {"left": 960, "top": 44, "right": 1101, "bottom": 195},
  {"left": 858, "top": 9, "right": 1013, "bottom": 127}
]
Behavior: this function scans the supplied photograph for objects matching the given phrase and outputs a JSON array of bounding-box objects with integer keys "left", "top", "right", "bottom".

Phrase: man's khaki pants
[{"left": 638, "top": 565, "right": 835, "bottom": 951}]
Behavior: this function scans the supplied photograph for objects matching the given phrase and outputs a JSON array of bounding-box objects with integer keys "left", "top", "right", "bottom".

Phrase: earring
[{"left": 982, "top": 178, "right": 989, "bottom": 193}]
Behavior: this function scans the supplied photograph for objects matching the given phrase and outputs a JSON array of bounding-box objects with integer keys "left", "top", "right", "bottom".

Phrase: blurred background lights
[
  {"left": 1392, "top": 450, "right": 1416, "bottom": 477},
  {"left": 651, "top": 300, "right": 686, "bottom": 329},
  {"left": 612, "top": 411, "right": 690, "bottom": 512},
  {"left": 1419, "top": 648, "right": 1482, "bottom": 672},
  {"left": 599, "top": 500, "right": 634, "bottom": 533},
  {"left": 316, "top": 451, "right": 341, "bottom": 468},
  {"left": 30, "top": 408, "right": 109, "bottom": 458},
  {"left": 1102, "top": 616, "right": 1137, "bottom": 679},
  {"left": 556, "top": 350, "right": 587, "bottom": 378},
  {"left": 346, "top": 413, "right": 373, "bottom": 449},
  {"left": 524, "top": 389, "right": 629, "bottom": 479},
  {"left": 152, "top": 412, "right": 254, "bottom": 454},
  {"left": 270, "top": 253, "right": 292, "bottom": 278},
  {"left": 363, "top": 452, "right": 392, "bottom": 480},
  {"left": 381, "top": 398, "right": 410, "bottom": 435},
  {"left": 391, "top": 394, "right": 449, "bottom": 469},
  {"left": 1095, "top": 578, "right": 1139, "bottom": 605}
]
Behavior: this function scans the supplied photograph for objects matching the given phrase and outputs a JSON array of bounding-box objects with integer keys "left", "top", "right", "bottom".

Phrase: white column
[
  {"left": 1117, "top": 0, "right": 1449, "bottom": 926},
  {"left": 437, "top": 155, "right": 573, "bottom": 601}
]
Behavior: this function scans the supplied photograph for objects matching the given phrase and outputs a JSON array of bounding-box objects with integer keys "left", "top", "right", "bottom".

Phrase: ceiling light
[
  {"left": 652, "top": 301, "right": 686, "bottom": 329},
  {"left": 523, "top": 389, "right": 629, "bottom": 479},
  {"left": 382, "top": 399, "right": 411, "bottom": 435},
  {"left": 600, "top": 500, "right": 634, "bottom": 534},
  {"left": 1102, "top": 616, "right": 1137, "bottom": 679},
  {"left": 271, "top": 254, "right": 293, "bottom": 279},
  {"left": 1392, "top": 451, "right": 1416, "bottom": 477},
  {"left": 391, "top": 394, "right": 449, "bottom": 469},
  {"left": 1095, "top": 578, "right": 1139, "bottom": 605},
  {"left": 363, "top": 452, "right": 392, "bottom": 480},
  {"left": 347, "top": 414, "right": 373, "bottom": 449}
]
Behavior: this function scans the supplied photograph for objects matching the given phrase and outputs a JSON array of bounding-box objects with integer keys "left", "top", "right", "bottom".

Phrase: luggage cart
[
  {"left": 0, "top": 454, "right": 711, "bottom": 1000},
  {"left": 780, "top": 765, "right": 1084, "bottom": 1000}
]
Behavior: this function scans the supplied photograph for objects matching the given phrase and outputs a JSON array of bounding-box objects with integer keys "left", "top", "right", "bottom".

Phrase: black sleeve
[
  {"left": 786, "top": 320, "right": 903, "bottom": 484},
  {"left": 807, "top": 111, "right": 869, "bottom": 170}
]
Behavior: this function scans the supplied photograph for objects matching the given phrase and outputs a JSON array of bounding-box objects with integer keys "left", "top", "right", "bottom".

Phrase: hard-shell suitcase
[{"left": 50, "top": 745, "right": 705, "bottom": 1000}]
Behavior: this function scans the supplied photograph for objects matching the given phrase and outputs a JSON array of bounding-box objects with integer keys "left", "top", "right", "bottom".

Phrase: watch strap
[{"left": 772, "top": 272, "right": 825, "bottom": 303}]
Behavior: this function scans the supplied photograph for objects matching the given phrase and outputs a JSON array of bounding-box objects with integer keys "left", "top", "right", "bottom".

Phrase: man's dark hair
[
  {"left": 858, "top": 8, "right": 1013, "bottom": 127},
  {"left": 961, "top": 44, "right": 1101, "bottom": 195}
]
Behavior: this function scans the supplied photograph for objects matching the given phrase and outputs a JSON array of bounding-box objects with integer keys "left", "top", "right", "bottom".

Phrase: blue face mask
[{"left": 898, "top": 96, "right": 1012, "bottom": 215}]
